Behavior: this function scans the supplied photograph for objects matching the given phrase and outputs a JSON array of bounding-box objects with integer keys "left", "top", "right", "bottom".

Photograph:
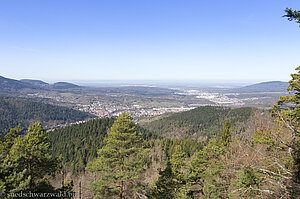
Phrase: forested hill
[
  {"left": 0, "top": 75, "right": 36, "bottom": 91},
  {"left": 233, "top": 81, "right": 289, "bottom": 93},
  {"left": 20, "top": 79, "right": 49, "bottom": 87},
  {"left": 48, "top": 117, "right": 156, "bottom": 174},
  {"left": 0, "top": 75, "right": 81, "bottom": 92},
  {"left": 51, "top": 82, "right": 80, "bottom": 89},
  {"left": 0, "top": 97, "right": 93, "bottom": 132},
  {"left": 141, "top": 106, "right": 253, "bottom": 138}
]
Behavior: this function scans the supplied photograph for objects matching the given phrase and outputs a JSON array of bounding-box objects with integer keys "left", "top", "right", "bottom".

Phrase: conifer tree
[
  {"left": 283, "top": 8, "right": 300, "bottom": 24},
  {"left": 272, "top": 8, "right": 300, "bottom": 183},
  {"left": 187, "top": 138, "right": 224, "bottom": 198},
  {"left": 0, "top": 126, "right": 30, "bottom": 193},
  {"left": 170, "top": 145, "right": 186, "bottom": 176},
  {"left": 234, "top": 167, "right": 261, "bottom": 197},
  {"left": 87, "top": 112, "right": 149, "bottom": 199},
  {"left": 0, "top": 123, "right": 58, "bottom": 194},
  {"left": 272, "top": 67, "right": 300, "bottom": 184},
  {"left": 9, "top": 122, "right": 58, "bottom": 190},
  {"left": 0, "top": 125, "right": 23, "bottom": 155},
  {"left": 149, "top": 161, "right": 177, "bottom": 199},
  {"left": 220, "top": 120, "right": 232, "bottom": 147},
  {"left": 169, "top": 145, "right": 191, "bottom": 198}
]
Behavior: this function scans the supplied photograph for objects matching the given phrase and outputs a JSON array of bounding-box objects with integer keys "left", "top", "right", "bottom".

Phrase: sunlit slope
[{"left": 141, "top": 106, "right": 253, "bottom": 138}]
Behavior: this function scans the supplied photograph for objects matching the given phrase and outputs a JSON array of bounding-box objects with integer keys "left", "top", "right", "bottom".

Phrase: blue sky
[{"left": 0, "top": 0, "right": 299, "bottom": 83}]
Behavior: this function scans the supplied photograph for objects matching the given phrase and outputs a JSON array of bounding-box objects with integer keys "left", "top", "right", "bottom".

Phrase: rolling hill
[
  {"left": 20, "top": 79, "right": 49, "bottom": 88},
  {"left": 51, "top": 82, "right": 80, "bottom": 89},
  {"left": 0, "top": 75, "right": 81, "bottom": 93},
  {"left": 233, "top": 81, "right": 289, "bottom": 93},
  {"left": 0, "top": 75, "right": 36, "bottom": 91},
  {"left": 0, "top": 96, "right": 94, "bottom": 132},
  {"left": 140, "top": 106, "right": 254, "bottom": 138}
]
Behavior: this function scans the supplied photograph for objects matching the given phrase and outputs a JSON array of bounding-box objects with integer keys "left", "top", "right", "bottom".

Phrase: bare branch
[
  {"left": 252, "top": 167, "right": 292, "bottom": 180},
  {"left": 251, "top": 188, "right": 274, "bottom": 194},
  {"left": 277, "top": 110, "right": 297, "bottom": 136},
  {"left": 274, "top": 161, "right": 293, "bottom": 176}
]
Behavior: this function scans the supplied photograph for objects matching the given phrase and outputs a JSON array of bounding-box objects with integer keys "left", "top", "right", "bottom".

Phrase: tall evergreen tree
[
  {"left": 220, "top": 120, "right": 232, "bottom": 147},
  {"left": 272, "top": 8, "right": 300, "bottom": 183},
  {"left": 149, "top": 161, "right": 177, "bottom": 199},
  {"left": 170, "top": 145, "right": 190, "bottom": 198},
  {"left": 0, "top": 126, "right": 29, "bottom": 193},
  {"left": 170, "top": 145, "right": 186, "bottom": 176},
  {"left": 87, "top": 112, "right": 149, "bottom": 199},
  {"left": 9, "top": 122, "right": 58, "bottom": 190},
  {"left": 272, "top": 66, "right": 300, "bottom": 184},
  {"left": 0, "top": 122, "right": 59, "bottom": 195},
  {"left": 187, "top": 138, "right": 225, "bottom": 198}
]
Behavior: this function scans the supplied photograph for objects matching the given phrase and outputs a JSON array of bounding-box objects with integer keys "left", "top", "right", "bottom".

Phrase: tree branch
[{"left": 251, "top": 167, "right": 292, "bottom": 180}]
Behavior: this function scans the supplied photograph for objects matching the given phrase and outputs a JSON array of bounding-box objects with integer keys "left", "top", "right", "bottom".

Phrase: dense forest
[
  {"left": 141, "top": 106, "right": 253, "bottom": 138},
  {"left": 49, "top": 117, "right": 157, "bottom": 174},
  {"left": 49, "top": 118, "right": 115, "bottom": 174},
  {"left": 0, "top": 97, "right": 93, "bottom": 132}
]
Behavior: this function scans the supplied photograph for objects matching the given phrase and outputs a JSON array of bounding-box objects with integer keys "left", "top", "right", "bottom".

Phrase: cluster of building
[
  {"left": 77, "top": 101, "right": 195, "bottom": 118},
  {"left": 175, "top": 89, "right": 246, "bottom": 106},
  {"left": 27, "top": 88, "right": 269, "bottom": 122}
]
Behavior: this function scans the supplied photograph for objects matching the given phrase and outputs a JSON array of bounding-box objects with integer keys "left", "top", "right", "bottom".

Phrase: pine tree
[
  {"left": 0, "top": 125, "right": 23, "bottom": 157},
  {"left": 9, "top": 122, "right": 58, "bottom": 190},
  {"left": 272, "top": 9, "right": 300, "bottom": 183},
  {"left": 87, "top": 112, "right": 149, "bottom": 199},
  {"left": 0, "top": 123, "right": 59, "bottom": 194},
  {"left": 0, "top": 126, "right": 30, "bottom": 193},
  {"left": 170, "top": 145, "right": 186, "bottom": 176},
  {"left": 283, "top": 8, "right": 300, "bottom": 24},
  {"left": 234, "top": 167, "right": 261, "bottom": 197},
  {"left": 220, "top": 120, "right": 232, "bottom": 147},
  {"left": 187, "top": 138, "right": 224, "bottom": 198},
  {"left": 169, "top": 145, "right": 191, "bottom": 198},
  {"left": 149, "top": 161, "right": 177, "bottom": 199}
]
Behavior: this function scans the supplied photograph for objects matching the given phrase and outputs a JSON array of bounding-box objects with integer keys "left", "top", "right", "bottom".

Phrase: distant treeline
[{"left": 0, "top": 97, "right": 93, "bottom": 132}]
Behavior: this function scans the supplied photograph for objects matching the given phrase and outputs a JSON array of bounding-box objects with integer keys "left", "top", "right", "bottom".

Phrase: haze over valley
[{"left": 0, "top": 75, "right": 289, "bottom": 122}]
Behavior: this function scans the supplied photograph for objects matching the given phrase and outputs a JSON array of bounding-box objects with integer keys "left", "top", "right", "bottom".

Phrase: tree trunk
[
  {"left": 79, "top": 180, "right": 82, "bottom": 199},
  {"left": 62, "top": 169, "right": 65, "bottom": 188},
  {"left": 119, "top": 180, "right": 123, "bottom": 199},
  {"left": 28, "top": 156, "right": 33, "bottom": 189}
]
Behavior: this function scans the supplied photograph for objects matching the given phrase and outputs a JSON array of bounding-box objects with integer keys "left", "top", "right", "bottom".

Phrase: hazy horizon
[{"left": 3, "top": 74, "right": 287, "bottom": 88}]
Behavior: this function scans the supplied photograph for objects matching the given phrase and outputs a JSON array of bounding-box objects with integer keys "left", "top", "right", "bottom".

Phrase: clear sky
[{"left": 0, "top": 0, "right": 299, "bottom": 83}]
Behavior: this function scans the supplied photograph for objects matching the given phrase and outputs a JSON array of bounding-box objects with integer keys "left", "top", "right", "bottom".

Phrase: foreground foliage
[{"left": 0, "top": 122, "right": 59, "bottom": 196}]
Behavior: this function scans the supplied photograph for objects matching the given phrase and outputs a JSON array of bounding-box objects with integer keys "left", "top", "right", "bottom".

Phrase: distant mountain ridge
[
  {"left": 51, "top": 82, "right": 80, "bottom": 89},
  {"left": 20, "top": 79, "right": 49, "bottom": 87},
  {"left": 0, "top": 75, "right": 290, "bottom": 101},
  {"left": 234, "top": 81, "right": 289, "bottom": 93},
  {"left": 0, "top": 75, "right": 36, "bottom": 91},
  {"left": 0, "top": 75, "right": 80, "bottom": 92}
]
